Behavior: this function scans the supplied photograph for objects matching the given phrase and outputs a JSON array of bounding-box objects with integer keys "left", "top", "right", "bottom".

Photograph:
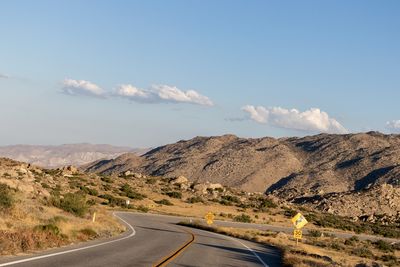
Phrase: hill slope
[{"left": 83, "top": 132, "right": 400, "bottom": 197}]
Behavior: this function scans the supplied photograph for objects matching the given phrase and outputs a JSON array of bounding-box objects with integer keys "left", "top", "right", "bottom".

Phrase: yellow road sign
[
  {"left": 293, "top": 229, "right": 302, "bottom": 239},
  {"left": 205, "top": 212, "right": 215, "bottom": 225},
  {"left": 291, "top": 213, "right": 308, "bottom": 229}
]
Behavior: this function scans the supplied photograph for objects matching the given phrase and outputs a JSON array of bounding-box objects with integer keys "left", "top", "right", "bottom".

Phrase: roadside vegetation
[{"left": 177, "top": 220, "right": 400, "bottom": 267}]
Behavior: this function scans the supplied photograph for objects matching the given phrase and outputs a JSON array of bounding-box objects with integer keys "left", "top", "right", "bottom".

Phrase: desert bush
[
  {"left": 136, "top": 205, "right": 149, "bottom": 213},
  {"left": 101, "top": 176, "right": 113, "bottom": 183},
  {"left": 0, "top": 184, "right": 14, "bottom": 210},
  {"left": 374, "top": 240, "right": 393, "bottom": 252},
  {"left": 166, "top": 191, "right": 182, "bottom": 199},
  {"left": 352, "top": 247, "right": 374, "bottom": 258},
  {"left": 344, "top": 236, "right": 359, "bottom": 246},
  {"left": 57, "top": 193, "right": 88, "bottom": 217},
  {"left": 146, "top": 178, "right": 157, "bottom": 185},
  {"left": 79, "top": 186, "right": 98, "bottom": 196},
  {"left": 79, "top": 228, "right": 97, "bottom": 239},
  {"left": 187, "top": 196, "right": 203, "bottom": 203},
  {"left": 34, "top": 223, "right": 60, "bottom": 236},
  {"left": 155, "top": 199, "right": 173, "bottom": 206},
  {"left": 221, "top": 195, "right": 240, "bottom": 204},
  {"left": 119, "top": 184, "right": 146, "bottom": 200},
  {"left": 233, "top": 214, "right": 253, "bottom": 223},
  {"left": 98, "top": 194, "right": 127, "bottom": 207},
  {"left": 258, "top": 197, "right": 277, "bottom": 209},
  {"left": 308, "top": 229, "right": 323, "bottom": 237}
]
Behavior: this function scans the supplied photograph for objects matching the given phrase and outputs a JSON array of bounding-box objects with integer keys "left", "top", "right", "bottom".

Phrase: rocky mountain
[
  {"left": 0, "top": 144, "right": 148, "bottom": 168},
  {"left": 83, "top": 132, "right": 400, "bottom": 220}
]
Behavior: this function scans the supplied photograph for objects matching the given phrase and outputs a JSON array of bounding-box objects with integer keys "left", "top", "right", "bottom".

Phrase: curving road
[{"left": 0, "top": 212, "right": 282, "bottom": 267}]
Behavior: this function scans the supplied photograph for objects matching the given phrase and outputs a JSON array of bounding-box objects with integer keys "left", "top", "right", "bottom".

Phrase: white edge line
[
  {"left": 0, "top": 213, "right": 136, "bottom": 267},
  {"left": 206, "top": 231, "right": 269, "bottom": 267}
]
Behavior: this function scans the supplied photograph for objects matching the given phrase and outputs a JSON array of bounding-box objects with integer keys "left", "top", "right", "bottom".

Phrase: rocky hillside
[
  {"left": 83, "top": 132, "right": 400, "bottom": 220},
  {"left": 0, "top": 144, "right": 148, "bottom": 168}
]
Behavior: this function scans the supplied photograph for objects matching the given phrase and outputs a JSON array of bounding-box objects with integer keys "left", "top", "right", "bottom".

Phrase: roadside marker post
[
  {"left": 92, "top": 212, "right": 96, "bottom": 223},
  {"left": 291, "top": 213, "right": 308, "bottom": 245}
]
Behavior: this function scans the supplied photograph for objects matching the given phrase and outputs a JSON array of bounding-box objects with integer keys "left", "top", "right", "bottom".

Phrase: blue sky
[{"left": 1, "top": 1, "right": 399, "bottom": 147}]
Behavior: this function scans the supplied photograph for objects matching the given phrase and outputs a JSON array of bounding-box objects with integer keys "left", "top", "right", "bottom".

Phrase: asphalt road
[{"left": 0, "top": 212, "right": 282, "bottom": 267}]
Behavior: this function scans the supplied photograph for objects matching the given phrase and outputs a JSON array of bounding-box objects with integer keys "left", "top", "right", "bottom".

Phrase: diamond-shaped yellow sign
[
  {"left": 291, "top": 213, "right": 308, "bottom": 229},
  {"left": 205, "top": 212, "right": 215, "bottom": 225}
]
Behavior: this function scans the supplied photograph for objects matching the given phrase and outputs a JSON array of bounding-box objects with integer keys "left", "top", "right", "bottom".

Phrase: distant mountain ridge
[
  {"left": 0, "top": 143, "right": 149, "bottom": 168},
  {"left": 84, "top": 132, "right": 400, "bottom": 195}
]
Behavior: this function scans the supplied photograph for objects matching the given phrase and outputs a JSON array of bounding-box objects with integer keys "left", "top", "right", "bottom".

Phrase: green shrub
[
  {"left": 0, "top": 183, "right": 14, "bottom": 210},
  {"left": 101, "top": 176, "right": 113, "bottom": 183},
  {"left": 136, "top": 205, "right": 149, "bottom": 213},
  {"left": 352, "top": 247, "right": 374, "bottom": 258},
  {"left": 233, "top": 214, "right": 253, "bottom": 223},
  {"left": 221, "top": 195, "right": 240, "bottom": 204},
  {"left": 79, "top": 186, "right": 98, "bottom": 196},
  {"left": 307, "top": 229, "right": 322, "bottom": 237},
  {"left": 35, "top": 223, "right": 60, "bottom": 235},
  {"left": 155, "top": 199, "right": 173, "bottom": 206},
  {"left": 98, "top": 194, "right": 127, "bottom": 207},
  {"left": 80, "top": 228, "right": 97, "bottom": 238},
  {"left": 374, "top": 240, "right": 394, "bottom": 252},
  {"left": 187, "top": 196, "right": 203, "bottom": 203},
  {"left": 58, "top": 193, "right": 88, "bottom": 217},
  {"left": 120, "top": 184, "right": 146, "bottom": 200},
  {"left": 258, "top": 197, "right": 277, "bottom": 209},
  {"left": 166, "top": 191, "right": 182, "bottom": 199},
  {"left": 146, "top": 178, "right": 157, "bottom": 184}
]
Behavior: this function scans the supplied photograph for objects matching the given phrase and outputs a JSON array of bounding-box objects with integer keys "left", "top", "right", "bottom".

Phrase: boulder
[{"left": 172, "top": 176, "right": 189, "bottom": 185}]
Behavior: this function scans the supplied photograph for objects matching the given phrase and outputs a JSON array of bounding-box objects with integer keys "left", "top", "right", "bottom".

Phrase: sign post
[{"left": 291, "top": 213, "right": 308, "bottom": 245}]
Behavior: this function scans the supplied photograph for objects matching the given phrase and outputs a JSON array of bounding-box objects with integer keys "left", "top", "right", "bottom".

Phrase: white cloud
[
  {"left": 386, "top": 120, "right": 400, "bottom": 132},
  {"left": 0, "top": 73, "right": 9, "bottom": 79},
  {"left": 62, "top": 79, "right": 105, "bottom": 97},
  {"left": 115, "top": 84, "right": 213, "bottom": 106},
  {"left": 242, "top": 105, "right": 348, "bottom": 134}
]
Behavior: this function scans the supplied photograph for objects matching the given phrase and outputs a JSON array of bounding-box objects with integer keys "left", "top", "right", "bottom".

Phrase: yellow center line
[{"left": 152, "top": 228, "right": 195, "bottom": 267}]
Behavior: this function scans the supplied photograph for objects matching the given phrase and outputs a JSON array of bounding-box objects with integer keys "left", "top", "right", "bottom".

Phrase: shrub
[
  {"left": 233, "top": 214, "right": 253, "bottom": 223},
  {"left": 308, "top": 229, "right": 322, "bottom": 237},
  {"left": 58, "top": 193, "right": 88, "bottom": 217},
  {"left": 136, "top": 205, "right": 149, "bottom": 213},
  {"left": 146, "top": 178, "right": 157, "bottom": 185},
  {"left": 41, "top": 182, "right": 51, "bottom": 189},
  {"left": 34, "top": 223, "right": 60, "bottom": 236},
  {"left": 101, "top": 176, "right": 113, "bottom": 183},
  {"left": 166, "top": 191, "right": 182, "bottom": 199},
  {"left": 374, "top": 240, "right": 393, "bottom": 252},
  {"left": 79, "top": 228, "right": 97, "bottom": 239},
  {"left": 258, "top": 197, "right": 277, "bottom": 209},
  {"left": 98, "top": 194, "right": 127, "bottom": 207},
  {"left": 155, "top": 199, "right": 173, "bottom": 206},
  {"left": 187, "top": 196, "right": 203, "bottom": 203},
  {"left": 120, "top": 184, "right": 146, "bottom": 200},
  {"left": 221, "top": 195, "right": 240, "bottom": 204},
  {"left": 352, "top": 247, "right": 374, "bottom": 258},
  {"left": 79, "top": 186, "right": 98, "bottom": 196},
  {"left": 0, "top": 183, "right": 14, "bottom": 210},
  {"left": 344, "top": 236, "right": 359, "bottom": 246}
]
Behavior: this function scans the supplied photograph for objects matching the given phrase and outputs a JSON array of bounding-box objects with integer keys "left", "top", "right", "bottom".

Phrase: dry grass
[{"left": 177, "top": 221, "right": 399, "bottom": 267}]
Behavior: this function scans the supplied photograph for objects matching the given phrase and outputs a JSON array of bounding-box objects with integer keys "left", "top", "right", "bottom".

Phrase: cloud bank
[
  {"left": 0, "top": 73, "right": 9, "bottom": 79},
  {"left": 242, "top": 105, "right": 348, "bottom": 134},
  {"left": 115, "top": 84, "right": 213, "bottom": 106},
  {"left": 386, "top": 120, "right": 400, "bottom": 132},
  {"left": 62, "top": 79, "right": 105, "bottom": 97},
  {"left": 61, "top": 79, "right": 213, "bottom": 106}
]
